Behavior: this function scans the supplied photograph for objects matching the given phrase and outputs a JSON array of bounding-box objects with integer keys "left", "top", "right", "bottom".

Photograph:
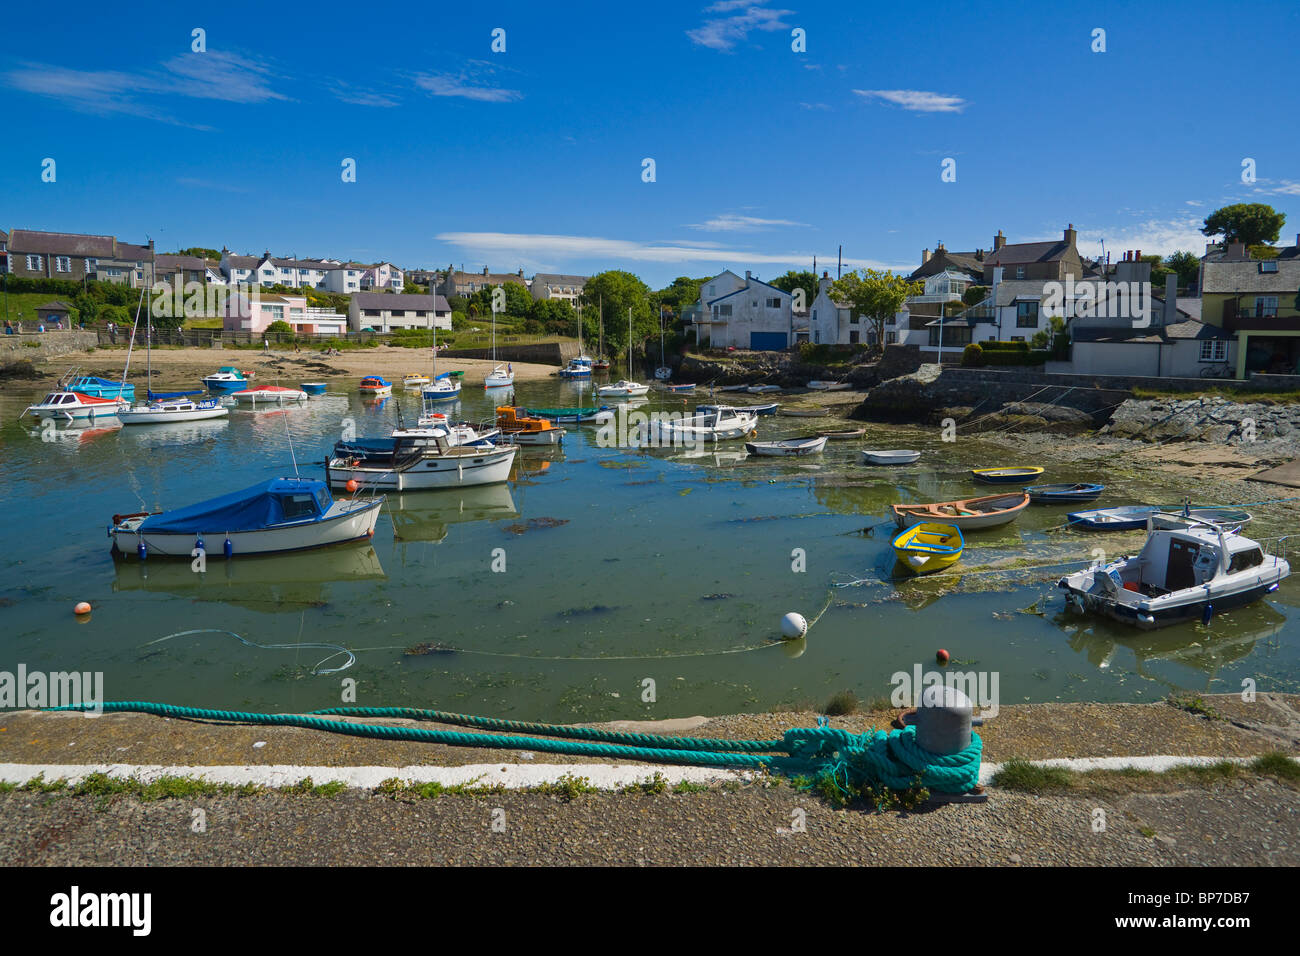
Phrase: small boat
[
  {"left": 446, "top": 370, "right": 465, "bottom": 379},
  {"left": 392, "top": 412, "right": 498, "bottom": 449},
  {"left": 527, "top": 405, "right": 614, "bottom": 425},
  {"left": 1067, "top": 505, "right": 1159, "bottom": 531},
  {"left": 327, "top": 438, "right": 517, "bottom": 491},
  {"left": 1059, "top": 518, "right": 1289, "bottom": 629},
  {"left": 807, "top": 381, "right": 851, "bottom": 391},
  {"left": 359, "top": 376, "right": 393, "bottom": 398},
  {"left": 666, "top": 383, "right": 696, "bottom": 393},
  {"left": 597, "top": 380, "right": 651, "bottom": 397},
  {"left": 748, "top": 402, "right": 779, "bottom": 416},
  {"left": 63, "top": 373, "right": 135, "bottom": 401},
  {"left": 971, "top": 466, "right": 1045, "bottom": 484},
  {"left": 203, "top": 367, "right": 249, "bottom": 392},
  {"left": 892, "top": 492, "right": 1030, "bottom": 531},
  {"left": 117, "top": 396, "right": 229, "bottom": 425},
  {"left": 484, "top": 364, "right": 515, "bottom": 388},
  {"left": 22, "top": 390, "right": 128, "bottom": 422},
  {"left": 779, "top": 406, "right": 824, "bottom": 418},
  {"left": 820, "top": 428, "right": 866, "bottom": 440},
  {"left": 231, "top": 385, "right": 308, "bottom": 404},
  {"left": 716, "top": 384, "right": 749, "bottom": 392},
  {"left": 1026, "top": 482, "right": 1104, "bottom": 504},
  {"left": 892, "top": 522, "right": 964, "bottom": 575},
  {"left": 109, "top": 476, "right": 383, "bottom": 558},
  {"left": 861, "top": 449, "right": 921, "bottom": 466},
  {"left": 641, "top": 405, "right": 758, "bottom": 443},
  {"left": 403, "top": 374, "right": 430, "bottom": 389},
  {"left": 301, "top": 382, "right": 328, "bottom": 395},
  {"left": 559, "top": 357, "right": 593, "bottom": 379},
  {"left": 1151, "top": 508, "right": 1253, "bottom": 530},
  {"left": 422, "top": 373, "right": 462, "bottom": 403},
  {"left": 747, "top": 385, "right": 780, "bottom": 394},
  {"left": 496, "top": 406, "right": 565, "bottom": 445},
  {"left": 744, "top": 435, "right": 827, "bottom": 457},
  {"left": 592, "top": 358, "right": 612, "bottom": 370}
]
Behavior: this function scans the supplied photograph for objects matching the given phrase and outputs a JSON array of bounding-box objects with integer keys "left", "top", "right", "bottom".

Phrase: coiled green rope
[{"left": 46, "top": 701, "right": 982, "bottom": 794}]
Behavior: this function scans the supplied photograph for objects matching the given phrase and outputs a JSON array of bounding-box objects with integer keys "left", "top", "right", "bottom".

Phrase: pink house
[{"left": 222, "top": 292, "right": 348, "bottom": 336}]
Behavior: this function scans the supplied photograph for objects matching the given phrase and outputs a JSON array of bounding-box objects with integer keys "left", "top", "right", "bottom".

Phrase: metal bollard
[{"left": 914, "top": 684, "right": 973, "bottom": 756}]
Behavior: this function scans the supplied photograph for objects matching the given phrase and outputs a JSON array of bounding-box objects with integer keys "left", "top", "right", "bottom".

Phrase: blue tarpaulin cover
[{"left": 138, "top": 478, "right": 331, "bottom": 533}]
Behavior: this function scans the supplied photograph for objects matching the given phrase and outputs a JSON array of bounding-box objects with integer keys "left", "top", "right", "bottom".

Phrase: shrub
[
  {"left": 979, "top": 340, "right": 1030, "bottom": 352},
  {"left": 961, "top": 343, "right": 983, "bottom": 366}
]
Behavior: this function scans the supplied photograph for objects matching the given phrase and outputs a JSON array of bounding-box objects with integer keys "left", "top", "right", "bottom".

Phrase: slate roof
[
  {"left": 533, "top": 273, "right": 589, "bottom": 285},
  {"left": 984, "top": 239, "right": 1071, "bottom": 266},
  {"left": 352, "top": 292, "right": 450, "bottom": 312},
  {"left": 156, "top": 254, "right": 208, "bottom": 271},
  {"left": 1202, "top": 254, "right": 1300, "bottom": 293},
  {"left": 8, "top": 230, "right": 121, "bottom": 256}
]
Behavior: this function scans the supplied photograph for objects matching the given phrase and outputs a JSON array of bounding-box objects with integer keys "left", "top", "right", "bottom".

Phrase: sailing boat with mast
[
  {"left": 592, "top": 295, "right": 611, "bottom": 369},
  {"left": 484, "top": 299, "right": 514, "bottom": 388},
  {"left": 597, "top": 307, "right": 650, "bottom": 397},
  {"left": 118, "top": 252, "right": 228, "bottom": 425},
  {"left": 422, "top": 305, "right": 462, "bottom": 403},
  {"left": 559, "top": 300, "right": 593, "bottom": 378},
  {"left": 654, "top": 305, "right": 672, "bottom": 380}
]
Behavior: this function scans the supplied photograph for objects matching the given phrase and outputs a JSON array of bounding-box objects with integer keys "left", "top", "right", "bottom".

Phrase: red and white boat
[
  {"left": 231, "top": 385, "right": 308, "bottom": 404},
  {"left": 22, "top": 390, "right": 129, "bottom": 422}
]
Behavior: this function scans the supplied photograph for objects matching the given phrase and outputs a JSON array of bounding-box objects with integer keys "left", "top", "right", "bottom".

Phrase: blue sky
[{"left": 3, "top": 0, "right": 1298, "bottom": 287}]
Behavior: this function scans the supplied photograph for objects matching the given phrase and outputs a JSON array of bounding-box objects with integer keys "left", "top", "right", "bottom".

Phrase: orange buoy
[
  {"left": 74, "top": 601, "right": 92, "bottom": 616},
  {"left": 346, "top": 480, "right": 359, "bottom": 493},
  {"left": 936, "top": 648, "right": 950, "bottom": 665}
]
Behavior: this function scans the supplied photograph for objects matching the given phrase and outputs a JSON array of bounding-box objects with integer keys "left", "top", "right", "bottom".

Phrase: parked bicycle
[{"left": 1200, "top": 361, "right": 1233, "bottom": 378}]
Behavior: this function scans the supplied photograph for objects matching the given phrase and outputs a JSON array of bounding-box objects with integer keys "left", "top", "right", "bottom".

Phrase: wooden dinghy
[
  {"left": 892, "top": 492, "right": 1030, "bottom": 531},
  {"left": 744, "top": 435, "right": 828, "bottom": 457},
  {"left": 892, "top": 522, "right": 963, "bottom": 575},
  {"left": 779, "top": 405, "right": 824, "bottom": 418},
  {"left": 1026, "top": 482, "right": 1104, "bottom": 504},
  {"left": 971, "top": 466, "right": 1044, "bottom": 484},
  {"left": 820, "top": 428, "right": 866, "bottom": 440},
  {"left": 861, "top": 449, "right": 920, "bottom": 466}
]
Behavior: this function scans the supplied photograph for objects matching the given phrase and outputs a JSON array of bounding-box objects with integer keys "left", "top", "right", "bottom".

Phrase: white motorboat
[
  {"left": 597, "top": 380, "right": 650, "bottom": 398},
  {"left": 231, "top": 385, "right": 308, "bottom": 404},
  {"left": 327, "top": 438, "right": 517, "bottom": 491},
  {"left": 861, "top": 449, "right": 921, "bottom": 465},
  {"left": 403, "top": 374, "right": 431, "bottom": 389},
  {"left": 203, "top": 367, "right": 249, "bottom": 392},
  {"left": 1059, "top": 516, "right": 1289, "bottom": 629},
  {"left": 747, "top": 384, "right": 781, "bottom": 394},
  {"left": 118, "top": 396, "right": 230, "bottom": 425},
  {"left": 393, "top": 411, "right": 498, "bottom": 447},
  {"left": 484, "top": 364, "right": 515, "bottom": 388},
  {"left": 744, "top": 435, "right": 827, "bottom": 457},
  {"left": 640, "top": 405, "right": 758, "bottom": 444},
  {"left": 22, "top": 390, "right": 128, "bottom": 422},
  {"left": 109, "top": 476, "right": 382, "bottom": 558},
  {"left": 807, "top": 381, "right": 851, "bottom": 391}
]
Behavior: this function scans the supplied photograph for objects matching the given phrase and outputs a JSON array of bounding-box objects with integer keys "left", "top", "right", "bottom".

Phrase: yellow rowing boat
[{"left": 891, "top": 522, "right": 964, "bottom": 575}]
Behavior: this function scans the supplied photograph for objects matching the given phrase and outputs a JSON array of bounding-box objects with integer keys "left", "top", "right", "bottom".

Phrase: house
[
  {"left": 359, "top": 262, "right": 404, "bottom": 291},
  {"left": 980, "top": 225, "right": 1085, "bottom": 283},
  {"left": 688, "top": 270, "right": 796, "bottom": 350},
  {"left": 348, "top": 292, "right": 451, "bottom": 333},
  {"left": 809, "top": 272, "right": 865, "bottom": 345},
  {"left": 36, "top": 301, "right": 75, "bottom": 326},
  {"left": 1200, "top": 237, "right": 1300, "bottom": 377},
  {"left": 405, "top": 268, "right": 442, "bottom": 288},
  {"left": 530, "top": 273, "right": 588, "bottom": 303},
  {"left": 6, "top": 229, "right": 152, "bottom": 284},
  {"left": 220, "top": 249, "right": 261, "bottom": 286},
  {"left": 222, "top": 293, "right": 347, "bottom": 336},
  {"left": 92, "top": 241, "right": 154, "bottom": 288},
  {"left": 155, "top": 254, "right": 222, "bottom": 286},
  {"left": 320, "top": 262, "right": 367, "bottom": 294},
  {"left": 0, "top": 229, "right": 8, "bottom": 274},
  {"left": 908, "top": 243, "right": 986, "bottom": 283},
  {"left": 438, "top": 267, "right": 528, "bottom": 299},
  {"left": 892, "top": 269, "right": 975, "bottom": 348}
]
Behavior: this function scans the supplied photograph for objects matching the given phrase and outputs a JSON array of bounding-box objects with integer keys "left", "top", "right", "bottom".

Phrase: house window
[
  {"left": 1015, "top": 267, "right": 1025, "bottom": 279},
  {"left": 886, "top": 331, "right": 898, "bottom": 344},
  {"left": 26, "top": 255, "right": 43, "bottom": 271},
  {"left": 1199, "top": 340, "right": 1228, "bottom": 362},
  {"left": 766, "top": 297, "right": 781, "bottom": 309},
  {"left": 1016, "top": 301, "right": 1040, "bottom": 328},
  {"left": 713, "top": 304, "right": 732, "bottom": 318},
  {"left": 1260, "top": 261, "right": 1279, "bottom": 273},
  {"left": 55, "top": 256, "right": 71, "bottom": 273},
  {"left": 1010, "top": 336, "right": 1025, "bottom": 342},
  {"left": 84, "top": 258, "right": 97, "bottom": 272},
  {"left": 1256, "top": 296, "right": 1279, "bottom": 318},
  {"left": 364, "top": 309, "right": 380, "bottom": 317},
  {"left": 849, "top": 331, "right": 859, "bottom": 344}
]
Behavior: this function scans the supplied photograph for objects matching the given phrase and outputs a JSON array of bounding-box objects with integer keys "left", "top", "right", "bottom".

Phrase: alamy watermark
[
  {"left": 1042, "top": 277, "right": 1152, "bottom": 327},
  {"left": 1, "top": 664, "right": 104, "bottom": 715},
  {"left": 889, "top": 664, "right": 1000, "bottom": 718}
]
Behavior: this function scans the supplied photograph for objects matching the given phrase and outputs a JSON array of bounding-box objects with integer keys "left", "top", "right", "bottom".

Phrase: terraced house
[
  {"left": 1200, "top": 238, "right": 1300, "bottom": 378},
  {"left": 5, "top": 229, "right": 153, "bottom": 285}
]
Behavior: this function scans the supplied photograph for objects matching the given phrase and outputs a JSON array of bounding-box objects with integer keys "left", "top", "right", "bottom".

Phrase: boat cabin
[{"left": 1114, "top": 524, "right": 1262, "bottom": 596}]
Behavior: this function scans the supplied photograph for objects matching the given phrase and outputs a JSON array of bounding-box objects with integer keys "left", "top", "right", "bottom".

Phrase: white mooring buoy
[{"left": 780, "top": 612, "right": 808, "bottom": 639}]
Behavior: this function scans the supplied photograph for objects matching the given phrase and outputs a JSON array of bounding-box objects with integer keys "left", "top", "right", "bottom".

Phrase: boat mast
[{"left": 627, "top": 307, "right": 632, "bottom": 379}]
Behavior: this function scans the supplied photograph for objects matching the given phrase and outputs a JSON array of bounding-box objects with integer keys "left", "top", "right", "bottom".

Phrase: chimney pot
[
  {"left": 921, "top": 248, "right": 930, "bottom": 264},
  {"left": 745, "top": 270, "right": 752, "bottom": 280}
]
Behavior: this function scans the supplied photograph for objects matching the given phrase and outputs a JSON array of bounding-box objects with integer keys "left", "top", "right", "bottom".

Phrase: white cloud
[
  {"left": 852, "top": 89, "right": 967, "bottom": 113},
  {"left": 1184, "top": 200, "right": 1203, "bottom": 207},
  {"left": 1253, "top": 179, "right": 1300, "bottom": 196},
  {"left": 1073, "top": 218, "right": 1209, "bottom": 259},
  {"left": 435, "top": 231, "right": 902, "bottom": 271},
  {"left": 687, "top": 214, "right": 810, "bottom": 231},
  {"left": 414, "top": 63, "right": 522, "bottom": 102},
  {"left": 687, "top": 2, "right": 795, "bottom": 52},
  {"left": 331, "top": 82, "right": 401, "bottom": 108},
  {"left": 798, "top": 101, "right": 831, "bottom": 111}
]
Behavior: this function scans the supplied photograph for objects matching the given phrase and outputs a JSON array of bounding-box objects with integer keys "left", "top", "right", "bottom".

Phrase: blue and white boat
[
  {"left": 1067, "top": 505, "right": 1161, "bottom": 531},
  {"left": 65, "top": 374, "right": 135, "bottom": 401},
  {"left": 108, "top": 477, "right": 382, "bottom": 558},
  {"left": 203, "top": 367, "right": 249, "bottom": 392},
  {"left": 1026, "top": 482, "right": 1105, "bottom": 504},
  {"left": 559, "top": 356, "right": 593, "bottom": 379},
  {"left": 422, "top": 372, "right": 462, "bottom": 402},
  {"left": 118, "top": 393, "right": 229, "bottom": 425}
]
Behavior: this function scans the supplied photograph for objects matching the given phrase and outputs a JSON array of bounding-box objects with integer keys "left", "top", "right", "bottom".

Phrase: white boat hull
[
  {"left": 111, "top": 500, "right": 382, "bottom": 557},
  {"left": 118, "top": 406, "right": 231, "bottom": 425},
  {"left": 232, "top": 389, "right": 307, "bottom": 404},
  {"left": 861, "top": 449, "right": 921, "bottom": 465},
  {"left": 501, "top": 428, "right": 565, "bottom": 445},
  {"left": 327, "top": 446, "right": 517, "bottom": 490}
]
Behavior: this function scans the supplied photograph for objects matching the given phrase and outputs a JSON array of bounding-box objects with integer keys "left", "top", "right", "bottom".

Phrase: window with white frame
[
  {"left": 84, "top": 258, "right": 96, "bottom": 272},
  {"left": 55, "top": 256, "right": 71, "bottom": 272},
  {"left": 1015, "top": 267, "right": 1025, "bottom": 279},
  {"left": 1257, "top": 295, "right": 1279, "bottom": 317},
  {"left": 766, "top": 297, "right": 781, "bottom": 309},
  {"left": 26, "top": 255, "right": 43, "bottom": 271},
  {"left": 1199, "top": 340, "right": 1228, "bottom": 362}
]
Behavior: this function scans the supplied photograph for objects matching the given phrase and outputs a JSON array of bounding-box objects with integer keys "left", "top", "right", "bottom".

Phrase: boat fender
[
  {"left": 224, "top": 538, "right": 233, "bottom": 560},
  {"left": 137, "top": 539, "right": 147, "bottom": 561},
  {"left": 1202, "top": 603, "right": 1214, "bottom": 625}
]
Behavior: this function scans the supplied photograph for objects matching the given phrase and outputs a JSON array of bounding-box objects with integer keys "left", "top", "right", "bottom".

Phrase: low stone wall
[
  {"left": 1, "top": 331, "right": 99, "bottom": 365},
  {"left": 943, "top": 366, "right": 1299, "bottom": 394}
]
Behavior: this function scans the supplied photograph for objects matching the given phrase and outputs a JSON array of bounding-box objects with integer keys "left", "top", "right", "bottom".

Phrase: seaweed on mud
[
  {"left": 557, "top": 605, "right": 618, "bottom": 618},
  {"left": 405, "top": 641, "right": 456, "bottom": 656},
  {"left": 502, "top": 517, "right": 570, "bottom": 535}
]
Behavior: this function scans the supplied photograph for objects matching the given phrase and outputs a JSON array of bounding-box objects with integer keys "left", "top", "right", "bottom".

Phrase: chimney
[
  {"left": 993, "top": 230, "right": 1006, "bottom": 251},
  {"left": 975, "top": 248, "right": 984, "bottom": 262},
  {"left": 1227, "top": 241, "right": 1247, "bottom": 260},
  {"left": 518, "top": 268, "right": 524, "bottom": 277},
  {"left": 482, "top": 266, "right": 490, "bottom": 275},
  {"left": 1162, "top": 273, "right": 1177, "bottom": 327},
  {"left": 1064, "top": 223, "right": 1078, "bottom": 247},
  {"left": 921, "top": 248, "right": 930, "bottom": 264},
  {"left": 1135, "top": 249, "right": 1142, "bottom": 261},
  {"left": 818, "top": 271, "right": 833, "bottom": 295},
  {"left": 745, "top": 270, "right": 752, "bottom": 280}
]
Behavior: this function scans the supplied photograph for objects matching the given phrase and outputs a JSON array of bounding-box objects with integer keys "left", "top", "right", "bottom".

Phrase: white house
[
  {"left": 348, "top": 292, "right": 450, "bottom": 332},
  {"left": 359, "top": 262, "right": 404, "bottom": 291},
  {"left": 689, "top": 270, "right": 796, "bottom": 350},
  {"left": 809, "top": 273, "right": 864, "bottom": 345},
  {"left": 530, "top": 273, "right": 588, "bottom": 303},
  {"left": 321, "top": 262, "right": 367, "bottom": 294}
]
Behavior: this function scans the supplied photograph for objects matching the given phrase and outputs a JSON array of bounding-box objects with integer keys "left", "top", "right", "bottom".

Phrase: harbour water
[{"left": 2, "top": 378, "right": 1297, "bottom": 722}]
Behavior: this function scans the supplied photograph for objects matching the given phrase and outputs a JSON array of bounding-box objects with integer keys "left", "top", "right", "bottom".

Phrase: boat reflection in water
[
  {"left": 112, "top": 545, "right": 385, "bottom": 612},
  {"left": 388, "top": 485, "right": 519, "bottom": 544},
  {"left": 115, "top": 416, "right": 230, "bottom": 446},
  {"left": 27, "top": 420, "right": 122, "bottom": 445},
  {"left": 1058, "top": 602, "right": 1287, "bottom": 691}
]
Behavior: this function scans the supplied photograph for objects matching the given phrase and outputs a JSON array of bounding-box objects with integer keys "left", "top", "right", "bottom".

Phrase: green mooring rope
[{"left": 46, "top": 701, "right": 982, "bottom": 795}]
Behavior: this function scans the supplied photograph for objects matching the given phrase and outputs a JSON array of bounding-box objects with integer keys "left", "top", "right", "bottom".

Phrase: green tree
[
  {"left": 768, "top": 270, "right": 819, "bottom": 313},
  {"left": 651, "top": 276, "right": 707, "bottom": 321},
  {"left": 169, "top": 247, "right": 221, "bottom": 260},
  {"left": 1164, "top": 251, "right": 1200, "bottom": 290},
  {"left": 1202, "top": 203, "right": 1286, "bottom": 248},
  {"left": 829, "top": 269, "right": 923, "bottom": 348},
  {"left": 582, "top": 270, "right": 653, "bottom": 355},
  {"left": 528, "top": 297, "right": 576, "bottom": 335},
  {"left": 962, "top": 285, "right": 989, "bottom": 307}
]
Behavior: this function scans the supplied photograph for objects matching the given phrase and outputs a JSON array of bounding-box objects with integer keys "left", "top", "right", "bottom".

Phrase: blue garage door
[{"left": 749, "top": 332, "right": 788, "bottom": 351}]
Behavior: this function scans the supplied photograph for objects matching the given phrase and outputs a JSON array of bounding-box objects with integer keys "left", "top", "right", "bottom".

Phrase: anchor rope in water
[
  {"left": 143, "top": 629, "right": 356, "bottom": 675},
  {"left": 42, "top": 700, "right": 983, "bottom": 794}
]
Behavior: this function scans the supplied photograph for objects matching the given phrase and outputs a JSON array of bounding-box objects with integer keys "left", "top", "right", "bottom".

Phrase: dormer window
[{"left": 1260, "top": 260, "right": 1279, "bottom": 273}]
